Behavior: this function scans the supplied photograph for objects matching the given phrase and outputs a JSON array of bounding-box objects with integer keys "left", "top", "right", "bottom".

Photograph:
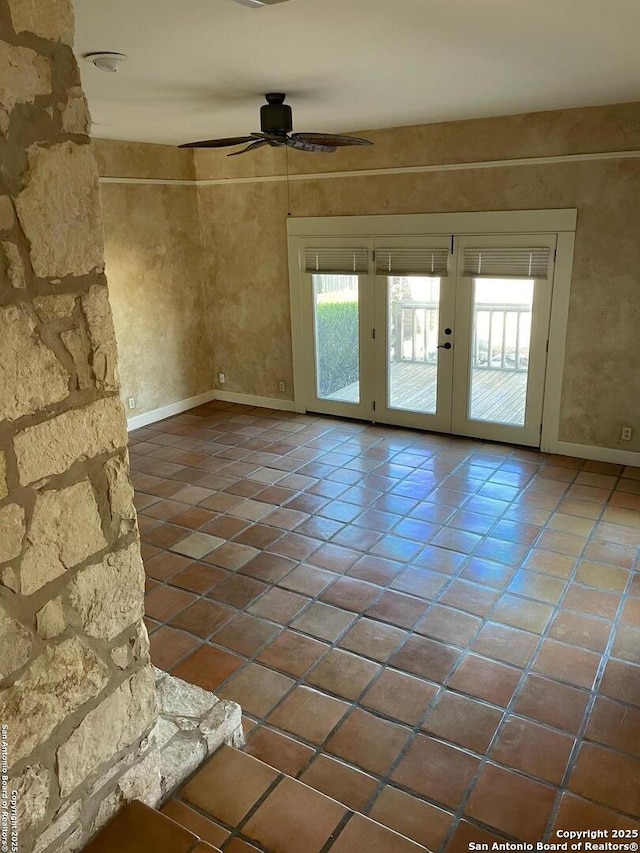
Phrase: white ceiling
[{"left": 74, "top": 0, "right": 640, "bottom": 145}]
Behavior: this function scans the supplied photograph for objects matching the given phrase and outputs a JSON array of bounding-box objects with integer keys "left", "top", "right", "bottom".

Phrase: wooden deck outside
[{"left": 327, "top": 361, "right": 528, "bottom": 424}]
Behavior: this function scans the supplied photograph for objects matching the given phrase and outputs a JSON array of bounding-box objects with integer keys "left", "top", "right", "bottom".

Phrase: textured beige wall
[
  {"left": 96, "top": 149, "right": 212, "bottom": 417},
  {"left": 195, "top": 102, "right": 640, "bottom": 452}
]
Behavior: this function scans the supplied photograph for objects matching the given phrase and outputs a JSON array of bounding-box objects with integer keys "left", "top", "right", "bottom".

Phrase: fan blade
[
  {"left": 227, "top": 139, "right": 270, "bottom": 157},
  {"left": 178, "top": 136, "right": 255, "bottom": 149},
  {"left": 291, "top": 133, "right": 373, "bottom": 148},
  {"left": 286, "top": 136, "right": 336, "bottom": 154}
]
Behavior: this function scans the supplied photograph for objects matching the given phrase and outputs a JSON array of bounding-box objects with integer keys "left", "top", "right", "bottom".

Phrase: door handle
[{"left": 437, "top": 342, "right": 452, "bottom": 350}]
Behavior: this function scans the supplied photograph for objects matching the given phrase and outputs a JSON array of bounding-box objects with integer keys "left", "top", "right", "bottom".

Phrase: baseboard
[
  {"left": 213, "top": 390, "right": 296, "bottom": 411},
  {"left": 126, "top": 390, "right": 218, "bottom": 430},
  {"left": 555, "top": 440, "right": 640, "bottom": 468}
]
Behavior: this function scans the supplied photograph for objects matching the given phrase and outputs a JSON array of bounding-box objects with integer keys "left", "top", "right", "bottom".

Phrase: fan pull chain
[{"left": 285, "top": 145, "right": 292, "bottom": 216}]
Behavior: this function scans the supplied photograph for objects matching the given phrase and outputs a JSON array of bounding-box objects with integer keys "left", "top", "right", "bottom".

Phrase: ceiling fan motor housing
[{"left": 261, "top": 93, "right": 292, "bottom": 134}]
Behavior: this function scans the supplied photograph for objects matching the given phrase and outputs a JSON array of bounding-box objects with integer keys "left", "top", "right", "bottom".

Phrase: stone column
[{"left": 0, "top": 1, "right": 157, "bottom": 850}]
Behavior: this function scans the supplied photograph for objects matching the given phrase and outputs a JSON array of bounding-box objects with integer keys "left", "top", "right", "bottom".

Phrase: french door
[{"left": 299, "top": 233, "right": 556, "bottom": 447}]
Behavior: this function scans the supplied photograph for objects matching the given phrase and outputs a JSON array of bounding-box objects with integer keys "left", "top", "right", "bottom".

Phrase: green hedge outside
[{"left": 315, "top": 301, "right": 359, "bottom": 397}]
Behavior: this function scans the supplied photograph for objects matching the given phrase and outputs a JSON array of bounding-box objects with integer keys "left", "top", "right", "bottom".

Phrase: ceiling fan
[{"left": 179, "top": 93, "right": 373, "bottom": 156}]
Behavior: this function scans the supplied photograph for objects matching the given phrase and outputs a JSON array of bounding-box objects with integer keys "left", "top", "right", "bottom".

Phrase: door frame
[{"left": 288, "top": 210, "right": 577, "bottom": 453}]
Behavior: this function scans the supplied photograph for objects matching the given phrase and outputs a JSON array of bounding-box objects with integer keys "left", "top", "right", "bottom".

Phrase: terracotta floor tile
[
  {"left": 368, "top": 785, "right": 453, "bottom": 850},
  {"left": 612, "top": 624, "right": 640, "bottom": 664},
  {"left": 243, "top": 725, "right": 315, "bottom": 776},
  {"left": 170, "top": 506, "right": 218, "bottom": 530},
  {"left": 421, "top": 690, "right": 503, "bottom": 753},
  {"left": 208, "top": 574, "right": 267, "bottom": 610},
  {"left": 257, "top": 630, "right": 329, "bottom": 678},
  {"left": 446, "top": 820, "right": 510, "bottom": 853},
  {"left": 389, "top": 565, "right": 449, "bottom": 599},
  {"left": 181, "top": 745, "right": 278, "bottom": 825},
  {"left": 145, "top": 551, "right": 194, "bottom": 582},
  {"left": 248, "top": 588, "right": 310, "bottom": 623},
  {"left": 448, "top": 653, "right": 522, "bottom": 706},
  {"left": 569, "top": 742, "right": 640, "bottom": 816},
  {"left": 472, "top": 621, "right": 539, "bottom": 668},
  {"left": 599, "top": 659, "right": 640, "bottom": 706},
  {"left": 390, "top": 635, "right": 461, "bottom": 683},
  {"left": 169, "top": 599, "right": 235, "bottom": 638},
  {"left": 522, "top": 548, "right": 577, "bottom": 578},
  {"left": 584, "top": 538, "right": 637, "bottom": 569},
  {"left": 278, "top": 563, "right": 336, "bottom": 596},
  {"left": 563, "top": 583, "right": 621, "bottom": 620},
  {"left": 491, "top": 593, "right": 554, "bottom": 634},
  {"left": 575, "top": 560, "right": 629, "bottom": 592},
  {"left": 462, "top": 557, "right": 514, "bottom": 589},
  {"left": 365, "top": 590, "right": 428, "bottom": 629},
  {"left": 362, "top": 668, "right": 438, "bottom": 725},
  {"left": 300, "top": 754, "right": 379, "bottom": 811},
  {"left": 586, "top": 696, "right": 640, "bottom": 757},
  {"left": 242, "top": 777, "right": 346, "bottom": 853},
  {"left": 392, "top": 735, "right": 480, "bottom": 808},
  {"left": 160, "top": 801, "right": 229, "bottom": 848},
  {"left": 267, "top": 685, "right": 349, "bottom": 744},
  {"left": 145, "top": 585, "right": 196, "bottom": 621},
  {"left": 83, "top": 800, "right": 196, "bottom": 853},
  {"left": 549, "top": 609, "right": 612, "bottom": 653},
  {"left": 172, "top": 644, "right": 244, "bottom": 691},
  {"left": 440, "top": 580, "right": 500, "bottom": 617},
  {"left": 149, "top": 626, "right": 200, "bottom": 670},
  {"left": 329, "top": 813, "right": 426, "bottom": 853},
  {"left": 414, "top": 544, "right": 467, "bottom": 575},
  {"left": 621, "top": 597, "right": 640, "bottom": 627},
  {"left": 170, "top": 562, "right": 229, "bottom": 594},
  {"left": 320, "top": 576, "right": 382, "bottom": 613},
  {"left": 210, "top": 612, "right": 280, "bottom": 657},
  {"left": 507, "top": 569, "right": 566, "bottom": 604},
  {"left": 202, "top": 514, "right": 250, "bottom": 539},
  {"left": 339, "top": 618, "right": 408, "bottom": 662},
  {"left": 307, "top": 648, "right": 381, "bottom": 700},
  {"left": 415, "top": 605, "right": 483, "bottom": 647},
  {"left": 327, "top": 708, "right": 411, "bottom": 776},
  {"left": 291, "top": 602, "right": 356, "bottom": 642},
  {"left": 143, "top": 522, "right": 193, "bottom": 550},
  {"left": 240, "top": 552, "right": 296, "bottom": 583},
  {"left": 514, "top": 673, "right": 590, "bottom": 733},
  {"left": 533, "top": 638, "right": 601, "bottom": 689},
  {"left": 218, "top": 662, "right": 294, "bottom": 717},
  {"left": 491, "top": 714, "right": 575, "bottom": 784},
  {"left": 465, "top": 763, "right": 556, "bottom": 840},
  {"left": 552, "top": 792, "right": 640, "bottom": 832}
]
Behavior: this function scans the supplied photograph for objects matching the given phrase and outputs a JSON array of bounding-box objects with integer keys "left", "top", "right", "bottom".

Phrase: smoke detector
[
  {"left": 83, "top": 52, "right": 128, "bottom": 73},
  {"left": 231, "top": 0, "right": 291, "bottom": 7}
]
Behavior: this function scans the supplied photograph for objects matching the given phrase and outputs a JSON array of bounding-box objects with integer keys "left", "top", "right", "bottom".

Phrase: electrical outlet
[
  {"left": 278, "top": 381, "right": 286, "bottom": 392},
  {"left": 621, "top": 426, "right": 633, "bottom": 441},
  {"left": 218, "top": 373, "right": 226, "bottom": 384},
  {"left": 127, "top": 397, "right": 135, "bottom": 410}
]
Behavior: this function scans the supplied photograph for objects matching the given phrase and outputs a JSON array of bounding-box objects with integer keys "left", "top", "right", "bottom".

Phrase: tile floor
[{"left": 132, "top": 402, "right": 640, "bottom": 850}]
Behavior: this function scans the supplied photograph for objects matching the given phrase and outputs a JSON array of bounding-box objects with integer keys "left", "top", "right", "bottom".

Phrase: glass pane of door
[
  {"left": 387, "top": 276, "right": 441, "bottom": 413},
  {"left": 469, "top": 278, "right": 533, "bottom": 425},
  {"left": 313, "top": 274, "right": 360, "bottom": 403}
]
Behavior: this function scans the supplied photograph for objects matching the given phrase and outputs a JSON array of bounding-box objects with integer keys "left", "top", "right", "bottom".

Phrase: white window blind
[
  {"left": 375, "top": 248, "right": 449, "bottom": 277},
  {"left": 463, "top": 247, "right": 551, "bottom": 279},
  {"left": 304, "top": 248, "right": 369, "bottom": 274}
]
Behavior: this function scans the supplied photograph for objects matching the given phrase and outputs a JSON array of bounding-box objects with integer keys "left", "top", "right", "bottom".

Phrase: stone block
[
  {"left": 14, "top": 396, "right": 128, "bottom": 485},
  {"left": 7, "top": 0, "right": 75, "bottom": 45},
  {"left": 15, "top": 141, "right": 104, "bottom": 278},
  {"left": 57, "top": 665, "right": 157, "bottom": 796},
  {"left": 0, "top": 637, "right": 109, "bottom": 765},
  {"left": 33, "top": 293, "right": 76, "bottom": 321},
  {"left": 104, "top": 455, "right": 136, "bottom": 534},
  {"left": 156, "top": 672, "right": 218, "bottom": 720},
  {"left": 200, "top": 700, "right": 244, "bottom": 752},
  {"left": 0, "top": 304, "right": 69, "bottom": 421},
  {"left": 159, "top": 735, "right": 207, "bottom": 798},
  {"left": 36, "top": 597, "right": 65, "bottom": 639},
  {"left": 0, "top": 451, "right": 7, "bottom": 499},
  {"left": 61, "top": 326, "right": 93, "bottom": 389},
  {"left": 0, "top": 503, "right": 25, "bottom": 564},
  {"left": 21, "top": 480, "right": 107, "bottom": 595},
  {"left": 10, "top": 763, "right": 50, "bottom": 835},
  {"left": 69, "top": 541, "right": 144, "bottom": 640},
  {"left": 0, "top": 42, "right": 51, "bottom": 117},
  {"left": 0, "top": 603, "right": 32, "bottom": 678},
  {"left": 0, "top": 197, "right": 14, "bottom": 231},
  {"left": 32, "top": 799, "right": 82, "bottom": 853},
  {"left": 61, "top": 85, "right": 91, "bottom": 135},
  {"left": 1, "top": 241, "right": 26, "bottom": 287},
  {"left": 82, "top": 284, "right": 120, "bottom": 392}
]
